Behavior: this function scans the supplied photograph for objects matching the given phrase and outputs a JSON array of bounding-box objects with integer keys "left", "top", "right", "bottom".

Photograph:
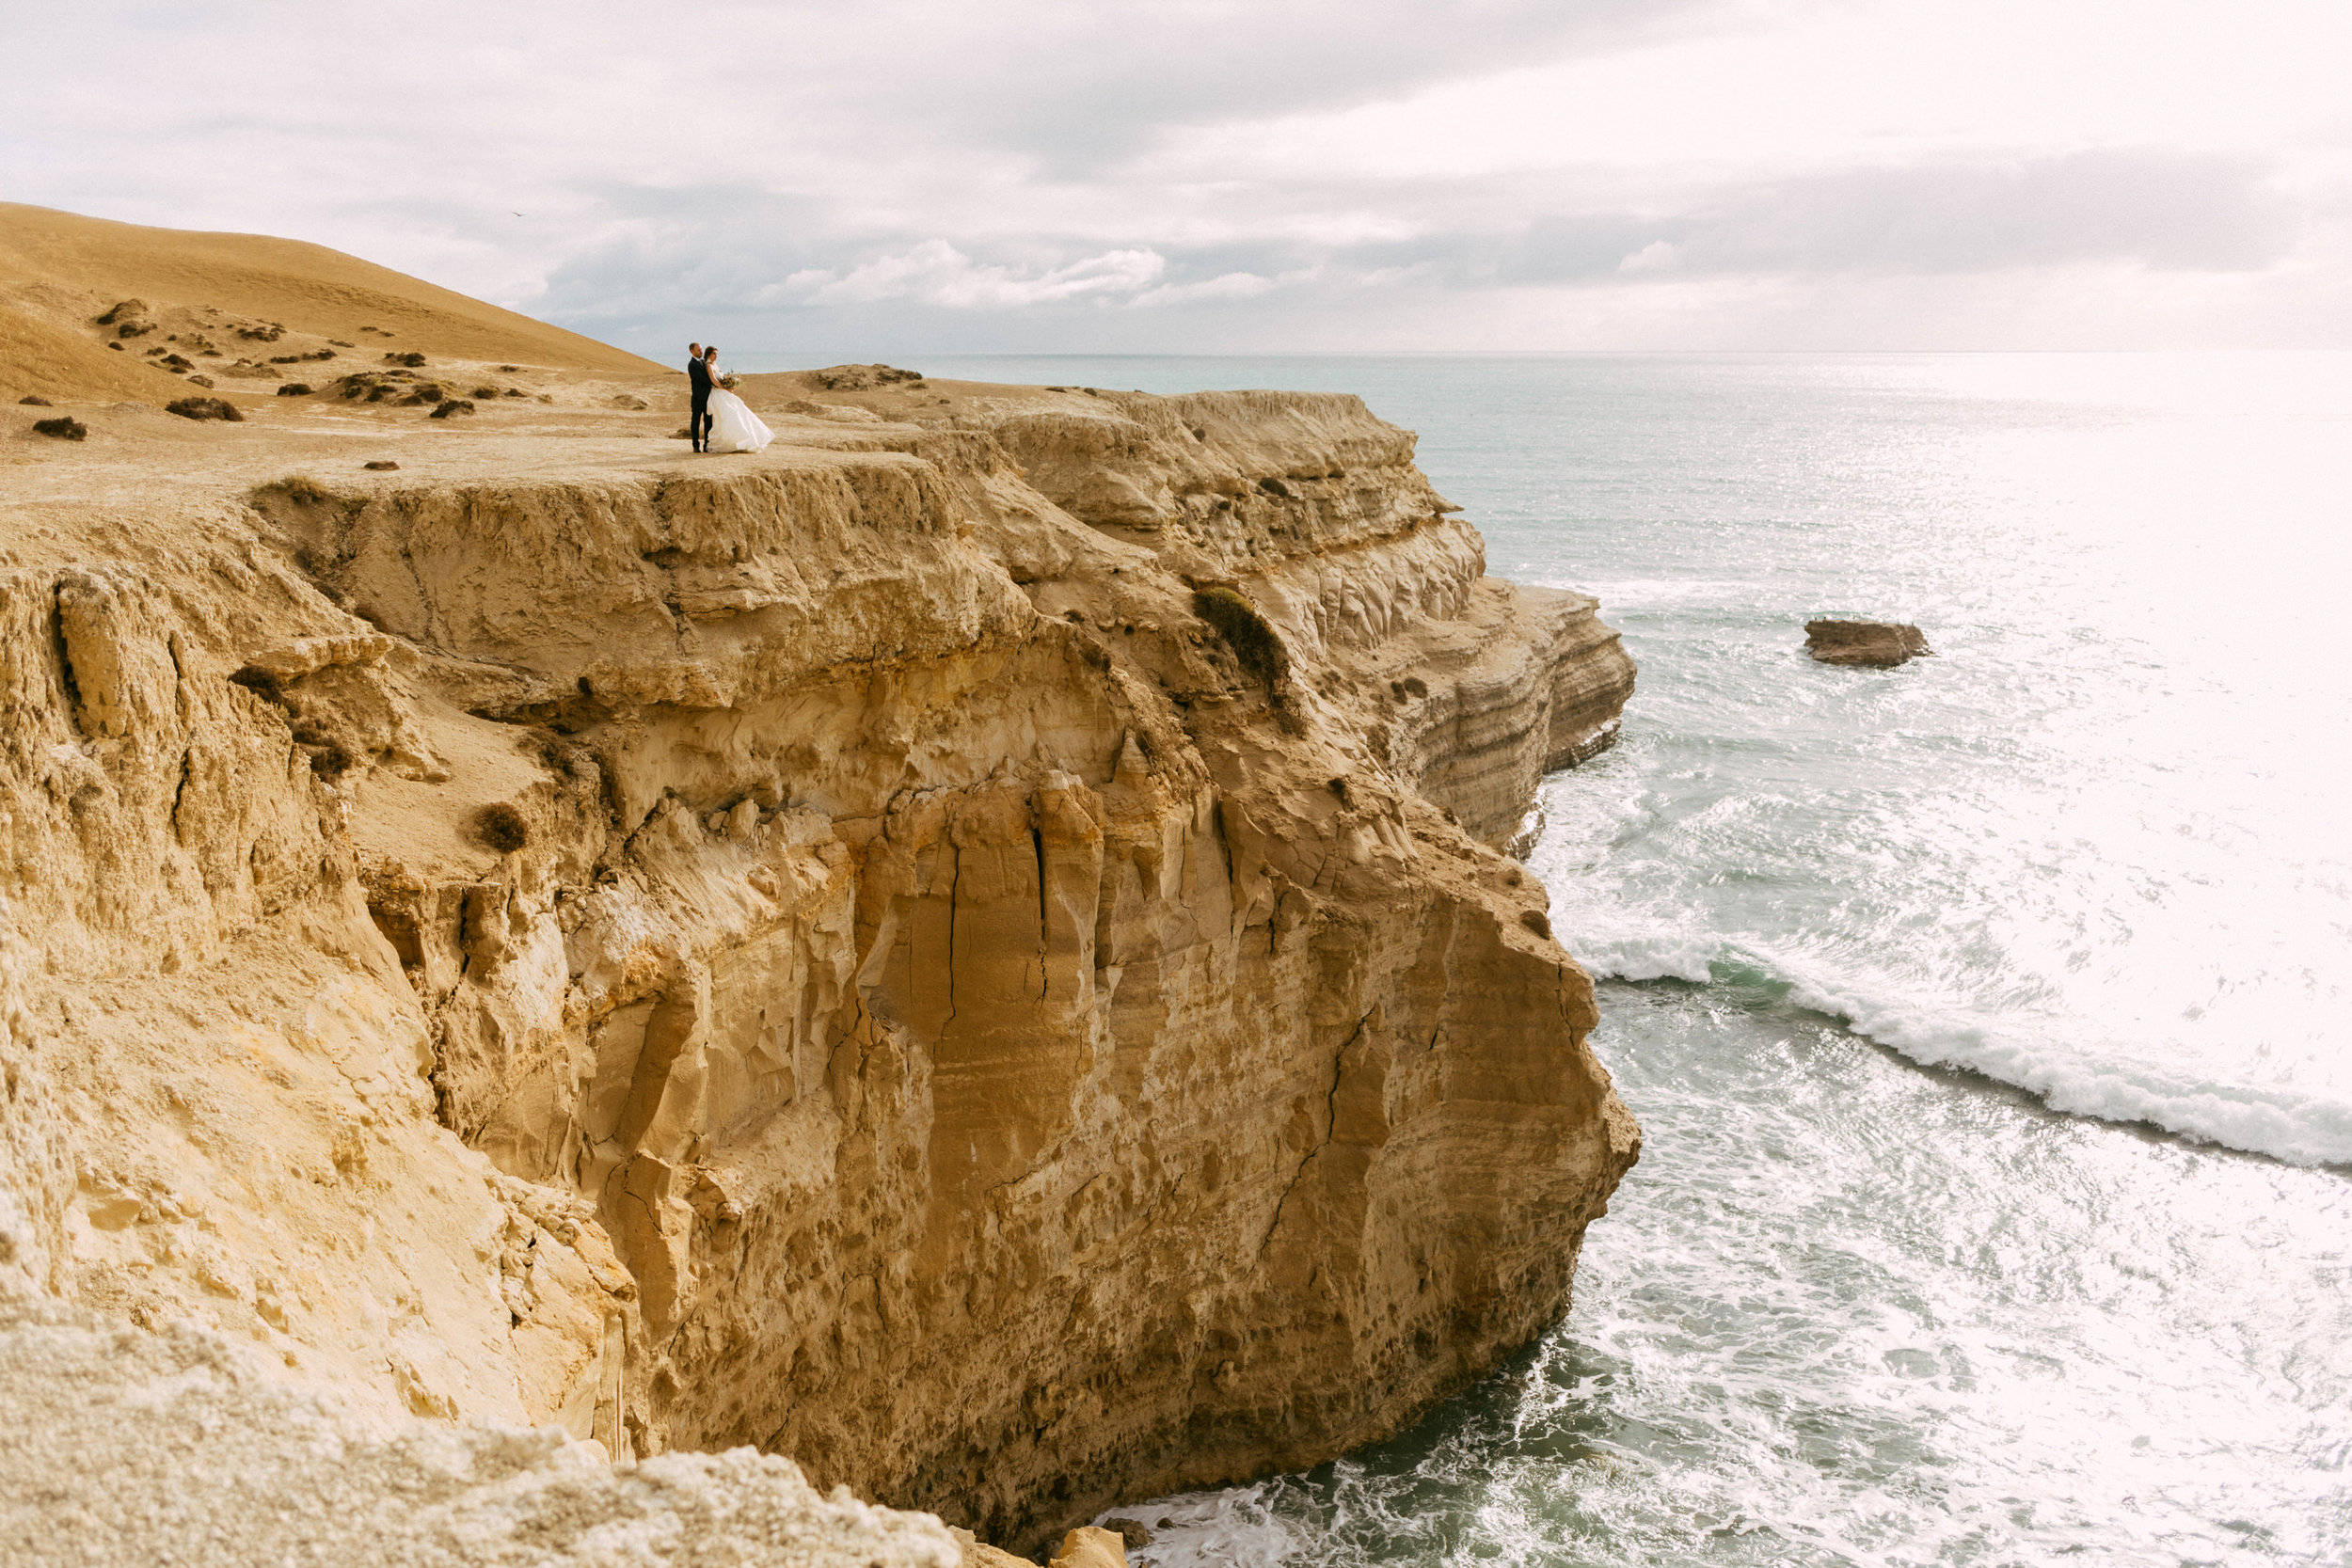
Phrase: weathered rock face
[
  {"left": 1, "top": 382, "right": 1636, "bottom": 1551},
  {"left": 0, "top": 1302, "right": 968, "bottom": 1568},
  {"left": 1805, "top": 618, "right": 1931, "bottom": 668}
]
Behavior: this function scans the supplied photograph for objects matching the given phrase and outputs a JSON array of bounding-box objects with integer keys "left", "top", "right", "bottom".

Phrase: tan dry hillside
[{"left": 0, "top": 202, "right": 656, "bottom": 404}]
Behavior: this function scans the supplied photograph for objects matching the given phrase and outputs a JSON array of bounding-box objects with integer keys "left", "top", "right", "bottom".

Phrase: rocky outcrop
[
  {"left": 1, "top": 379, "right": 1636, "bottom": 1555},
  {"left": 0, "top": 1301, "right": 968, "bottom": 1568},
  {"left": 1805, "top": 618, "right": 1931, "bottom": 667}
]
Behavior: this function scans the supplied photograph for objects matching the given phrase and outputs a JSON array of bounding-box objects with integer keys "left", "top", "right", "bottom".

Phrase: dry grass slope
[{"left": 0, "top": 203, "right": 656, "bottom": 404}]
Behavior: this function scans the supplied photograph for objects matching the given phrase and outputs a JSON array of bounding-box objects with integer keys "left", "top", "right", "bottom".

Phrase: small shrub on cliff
[
  {"left": 278, "top": 383, "right": 312, "bottom": 397},
  {"left": 19, "top": 395, "right": 51, "bottom": 406},
  {"left": 32, "top": 417, "right": 87, "bottom": 440},
  {"left": 1193, "top": 586, "right": 1291, "bottom": 694},
  {"left": 383, "top": 351, "right": 426, "bottom": 367},
  {"left": 473, "top": 802, "right": 530, "bottom": 853},
  {"left": 166, "top": 396, "right": 243, "bottom": 422},
  {"left": 429, "top": 399, "right": 476, "bottom": 420}
]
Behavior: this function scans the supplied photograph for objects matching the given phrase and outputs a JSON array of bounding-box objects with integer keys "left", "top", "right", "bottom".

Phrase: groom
[{"left": 686, "top": 341, "right": 712, "bottom": 451}]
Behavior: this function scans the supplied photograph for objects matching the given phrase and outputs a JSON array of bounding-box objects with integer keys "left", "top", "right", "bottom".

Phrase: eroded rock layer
[{"left": 1, "top": 379, "right": 1636, "bottom": 1549}]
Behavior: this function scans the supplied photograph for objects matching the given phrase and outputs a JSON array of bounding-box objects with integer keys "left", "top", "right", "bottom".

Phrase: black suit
[{"left": 687, "top": 356, "right": 712, "bottom": 450}]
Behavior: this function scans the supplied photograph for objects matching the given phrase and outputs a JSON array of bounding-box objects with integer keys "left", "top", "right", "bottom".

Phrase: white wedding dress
[{"left": 704, "top": 369, "right": 773, "bottom": 453}]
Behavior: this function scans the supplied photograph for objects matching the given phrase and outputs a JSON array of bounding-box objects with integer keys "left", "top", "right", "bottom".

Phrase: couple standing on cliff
[{"left": 686, "top": 342, "right": 774, "bottom": 454}]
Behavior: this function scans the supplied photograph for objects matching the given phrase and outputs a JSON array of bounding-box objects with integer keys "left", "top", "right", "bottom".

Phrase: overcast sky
[{"left": 6, "top": 0, "right": 2348, "bottom": 355}]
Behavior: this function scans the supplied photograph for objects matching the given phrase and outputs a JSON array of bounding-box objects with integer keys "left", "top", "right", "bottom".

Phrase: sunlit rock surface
[{"left": 3, "top": 320, "right": 1637, "bottom": 1557}]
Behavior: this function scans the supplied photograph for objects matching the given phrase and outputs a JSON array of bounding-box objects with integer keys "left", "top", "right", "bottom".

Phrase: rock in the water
[
  {"left": 1805, "top": 618, "right": 1930, "bottom": 668},
  {"left": 1100, "top": 1518, "right": 1153, "bottom": 1549}
]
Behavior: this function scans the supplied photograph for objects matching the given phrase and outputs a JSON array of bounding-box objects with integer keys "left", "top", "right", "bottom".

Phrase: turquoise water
[{"left": 762, "top": 352, "right": 2352, "bottom": 1563}]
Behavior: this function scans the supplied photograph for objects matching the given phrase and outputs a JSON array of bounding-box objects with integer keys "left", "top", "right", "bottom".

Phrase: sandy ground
[{"left": 2, "top": 356, "right": 1139, "bottom": 540}]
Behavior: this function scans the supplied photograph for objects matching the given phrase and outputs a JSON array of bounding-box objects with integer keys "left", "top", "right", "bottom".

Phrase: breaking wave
[{"left": 1570, "top": 931, "right": 2352, "bottom": 1169}]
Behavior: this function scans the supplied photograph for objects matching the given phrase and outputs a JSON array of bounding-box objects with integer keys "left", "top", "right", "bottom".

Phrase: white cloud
[
  {"left": 1, "top": 0, "right": 2345, "bottom": 351},
  {"left": 1131, "top": 272, "right": 1279, "bottom": 308},
  {"left": 782, "top": 242, "right": 1168, "bottom": 309},
  {"left": 1618, "top": 241, "right": 1682, "bottom": 275}
]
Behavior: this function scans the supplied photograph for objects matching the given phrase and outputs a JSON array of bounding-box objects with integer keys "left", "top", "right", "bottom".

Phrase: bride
[{"left": 702, "top": 346, "right": 773, "bottom": 453}]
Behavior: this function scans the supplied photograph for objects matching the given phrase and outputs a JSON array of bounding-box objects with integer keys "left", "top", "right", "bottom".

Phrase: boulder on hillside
[
  {"left": 165, "top": 396, "right": 244, "bottom": 422},
  {"left": 1805, "top": 618, "right": 1931, "bottom": 668},
  {"left": 97, "top": 299, "right": 153, "bottom": 338}
]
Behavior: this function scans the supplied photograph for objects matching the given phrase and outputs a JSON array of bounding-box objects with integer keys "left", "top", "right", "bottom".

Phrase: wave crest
[{"left": 1578, "top": 933, "right": 2352, "bottom": 1168}]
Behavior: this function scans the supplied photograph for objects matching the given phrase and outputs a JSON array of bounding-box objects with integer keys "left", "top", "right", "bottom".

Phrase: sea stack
[{"left": 1805, "top": 617, "right": 1931, "bottom": 667}]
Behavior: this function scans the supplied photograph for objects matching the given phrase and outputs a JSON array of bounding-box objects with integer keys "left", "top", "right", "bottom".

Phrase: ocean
[{"left": 756, "top": 351, "right": 2352, "bottom": 1565}]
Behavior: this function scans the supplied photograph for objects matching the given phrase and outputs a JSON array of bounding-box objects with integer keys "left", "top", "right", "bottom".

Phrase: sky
[{"left": 4, "top": 0, "right": 2349, "bottom": 356}]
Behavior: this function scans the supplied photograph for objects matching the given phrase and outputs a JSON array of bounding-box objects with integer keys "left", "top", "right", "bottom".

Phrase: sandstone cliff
[{"left": 3, "top": 309, "right": 1636, "bottom": 1553}]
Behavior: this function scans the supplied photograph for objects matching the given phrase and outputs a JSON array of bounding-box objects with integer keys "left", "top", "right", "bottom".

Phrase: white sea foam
[
  {"left": 1770, "top": 963, "right": 2352, "bottom": 1169},
  {"left": 1527, "top": 576, "right": 1751, "bottom": 610},
  {"left": 1105, "top": 1484, "right": 1302, "bottom": 1568},
  {"left": 1570, "top": 927, "right": 1719, "bottom": 985}
]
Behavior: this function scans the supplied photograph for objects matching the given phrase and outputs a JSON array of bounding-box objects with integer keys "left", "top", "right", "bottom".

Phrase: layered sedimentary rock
[
  {"left": 1804, "top": 617, "right": 1931, "bottom": 668},
  {"left": 2, "top": 374, "right": 1636, "bottom": 1553}
]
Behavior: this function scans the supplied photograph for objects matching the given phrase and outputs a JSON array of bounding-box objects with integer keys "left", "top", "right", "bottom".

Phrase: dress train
[{"left": 705, "top": 386, "right": 773, "bottom": 453}]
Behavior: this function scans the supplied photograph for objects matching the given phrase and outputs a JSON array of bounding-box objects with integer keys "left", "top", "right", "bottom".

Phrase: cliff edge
[{"left": 2, "top": 234, "right": 1637, "bottom": 1559}]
